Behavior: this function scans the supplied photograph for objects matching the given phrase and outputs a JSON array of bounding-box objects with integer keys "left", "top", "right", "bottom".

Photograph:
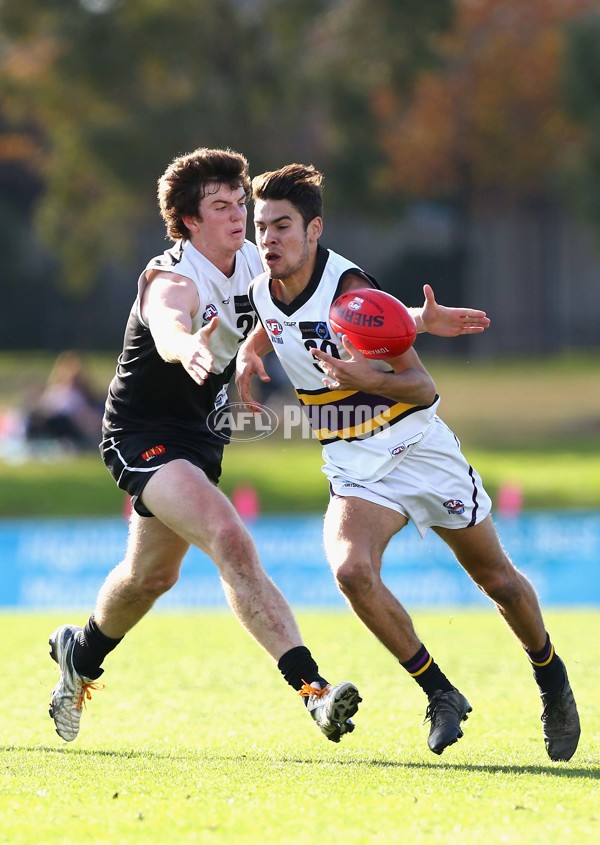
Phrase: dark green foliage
[
  {"left": 562, "top": 12, "right": 600, "bottom": 227},
  {"left": 0, "top": 0, "right": 453, "bottom": 300}
]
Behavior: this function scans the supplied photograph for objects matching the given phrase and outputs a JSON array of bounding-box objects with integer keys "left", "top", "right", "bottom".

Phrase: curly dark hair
[{"left": 157, "top": 147, "right": 251, "bottom": 241}]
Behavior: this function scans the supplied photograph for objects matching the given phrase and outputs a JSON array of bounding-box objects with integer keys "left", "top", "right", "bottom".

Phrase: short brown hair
[
  {"left": 158, "top": 147, "right": 251, "bottom": 241},
  {"left": 252, "top": 164, "right": 323, "bottom": 228}
]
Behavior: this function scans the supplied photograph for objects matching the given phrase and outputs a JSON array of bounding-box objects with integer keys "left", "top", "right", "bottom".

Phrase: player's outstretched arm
[
  {"left": 144, "top": 271, "right": 219, "bottom": 385},
  {"left": 412, "top": 283, "right": 490, "bottom": 337},
  {"left": 236, "top": 325, "right": 272, "bottom": 409}
]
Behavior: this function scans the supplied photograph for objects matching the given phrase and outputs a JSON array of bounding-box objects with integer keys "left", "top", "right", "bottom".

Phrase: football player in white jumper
[
  {"left": 236, "top": 163, "right": 580, "bottom": 761},
  {"left": 48, "top": 148, "right": 361, "bottom": 745}
]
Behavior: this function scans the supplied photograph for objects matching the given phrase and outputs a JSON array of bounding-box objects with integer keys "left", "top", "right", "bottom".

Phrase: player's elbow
[
  {"left": 154, "top": 340, "right": 180, "bottom": 365},
  {"left": 414, "top": 373, "right": 436, "bottom": 405}
]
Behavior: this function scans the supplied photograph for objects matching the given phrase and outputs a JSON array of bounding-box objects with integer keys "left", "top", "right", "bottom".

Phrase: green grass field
[
  {"left": 1, "top": 610, "right": 598, "bottom": 844},
  {"left": 1, "top": 353, "right": 598, "bottom": 841}
]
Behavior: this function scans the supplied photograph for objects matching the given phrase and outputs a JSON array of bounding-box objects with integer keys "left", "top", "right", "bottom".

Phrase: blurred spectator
[{"left": 25, "top": 351, "right": 103, "bottom": 452}]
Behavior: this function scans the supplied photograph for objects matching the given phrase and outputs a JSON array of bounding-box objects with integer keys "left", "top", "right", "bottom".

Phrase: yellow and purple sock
[
  {"left": 526, "top": 633, "right": 566, "bottom": 695},
  {"left": 401, "top": 644, "right": 454, "bottom": 698}
]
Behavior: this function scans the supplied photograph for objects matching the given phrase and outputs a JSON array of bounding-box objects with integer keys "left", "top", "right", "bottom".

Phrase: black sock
[
  {"left": 72, "top": 614, "right": 123, "bottom": 680},
  {"left": 401, "top": 644, "right": 454, "bottom": 698},
  {"left": 277, "top": 646, "right": 328, "bottom": 699},
  {"left": 526, "top": 633, "right": 566, "bottom": 695}
]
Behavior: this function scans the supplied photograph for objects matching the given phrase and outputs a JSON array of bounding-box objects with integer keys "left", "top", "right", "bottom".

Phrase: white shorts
[{"left": 326, "top": 416, "right": 492, "bottom": 538}]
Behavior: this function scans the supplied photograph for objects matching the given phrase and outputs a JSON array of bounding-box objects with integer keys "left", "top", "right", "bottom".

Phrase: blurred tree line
[{"left": 1, "top": 0, "right": 600, "bottom": 351}]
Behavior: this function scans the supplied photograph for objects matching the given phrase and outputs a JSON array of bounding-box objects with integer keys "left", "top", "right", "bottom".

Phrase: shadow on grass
[{"left": 1, "top": 744, "right": 598, "bottom": 781}]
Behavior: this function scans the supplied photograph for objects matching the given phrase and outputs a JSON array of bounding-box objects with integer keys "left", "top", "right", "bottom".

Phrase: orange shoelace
[
  {"left": 298, "top": 681, "right": 330, "bottom": 699},
  {"left": 76, "top": 681, "right": 105, "bottom": 711}
]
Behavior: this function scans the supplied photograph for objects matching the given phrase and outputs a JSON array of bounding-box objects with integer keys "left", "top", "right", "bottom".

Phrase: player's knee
[
  {"left": 210, "top": 518, "right": 254, "bottom": 567},
  {"left": 476, "top": 565, "right": 524, "bottom": 607},
  {"left": 334, "top": 558, "right": 377, "bottom": 600},
  {"left": 132, "top": 567, "right": 179, "bottom": 599}
]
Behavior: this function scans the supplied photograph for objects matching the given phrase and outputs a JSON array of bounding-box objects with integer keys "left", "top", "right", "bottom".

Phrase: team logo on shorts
[
  {"left": 203, "top": 303, "right": 218, "bottom": 321},
  {"left": 141, "top": 444, "right": 166, "bottom": 461},
  {"left": 443, "top": 499, "right": 465, "bottom": 515}
]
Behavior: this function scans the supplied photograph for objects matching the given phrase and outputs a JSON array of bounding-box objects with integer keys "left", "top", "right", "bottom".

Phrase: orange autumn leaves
[{"left": 372, "top": 0, "right": 598, "bottom": 199}]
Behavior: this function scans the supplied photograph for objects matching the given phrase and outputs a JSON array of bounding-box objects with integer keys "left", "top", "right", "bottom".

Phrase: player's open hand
[
  {"left": 235, "top": 343, "right": 271, "bottom": 410},
  {"left": 182, "top": 317, "right": 219, "bottom": 385},
  {"left": 311, "top": 335, "right": 380, "bottom": 391},
  {"left": 420, "top": 284, "right": 490, "bottom": 337}
]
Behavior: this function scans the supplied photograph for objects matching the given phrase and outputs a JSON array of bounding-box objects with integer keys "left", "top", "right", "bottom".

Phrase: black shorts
[{"left": 100, "top": 433, "right": 224, "bottom": 517}]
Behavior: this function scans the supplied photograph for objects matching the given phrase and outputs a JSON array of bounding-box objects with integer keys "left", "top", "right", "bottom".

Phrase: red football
[{"left": 329, "top": 288, "right": 417, "bottom": 359}]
